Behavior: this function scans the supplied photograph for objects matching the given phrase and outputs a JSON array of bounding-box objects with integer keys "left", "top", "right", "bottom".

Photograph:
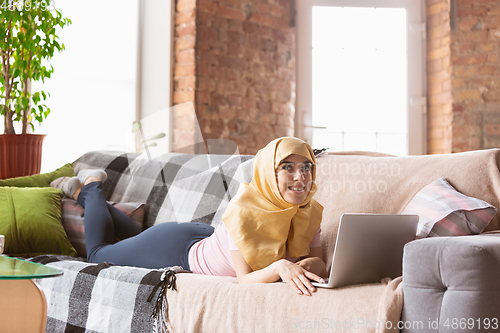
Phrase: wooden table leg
[{"left": 0, "top": 280, "right": 47, "bottom": 333}]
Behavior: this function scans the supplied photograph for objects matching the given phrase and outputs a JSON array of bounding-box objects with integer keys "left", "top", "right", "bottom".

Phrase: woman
[{"left": 54, "top": 137, "right": 327, "bottom": 296}]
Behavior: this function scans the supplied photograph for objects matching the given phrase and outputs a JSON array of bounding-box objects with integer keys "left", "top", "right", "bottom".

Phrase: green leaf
[
  {"left": 131, "top": 121, "right": 141, "bottom": 133},
  {"left": 32, "top": 91, "right": 40, "bottom": 104},
  {"left": 21, "top": 96, "right": 28, "bottom": 108},
  {"left": 146, "top": 132, "right": 166, "bottom": 142}
]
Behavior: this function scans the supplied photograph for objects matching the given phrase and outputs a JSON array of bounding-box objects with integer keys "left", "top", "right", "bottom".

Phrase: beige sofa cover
[{"left": 165, "top": 149, "right": 500, "bottom": 333}]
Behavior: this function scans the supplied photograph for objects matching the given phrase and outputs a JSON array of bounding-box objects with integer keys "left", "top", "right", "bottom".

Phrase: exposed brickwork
[
  {"left": 173, "top": 0, "right": 197, "bottom": 152},
  {"left": 172, "top": 0, "right": 295, "bottom": 154},
  {"left": 450, "top": 0, "right": 500, "bottom": 152},
  {"left": 428, "top": 0, "right": 500, "bottom": 153},
  {"left": 426, "top": 0, "right": 453, "bottom": 154},
  {"left": 173, "top": 0, "right": 500, "bottom": 155}
]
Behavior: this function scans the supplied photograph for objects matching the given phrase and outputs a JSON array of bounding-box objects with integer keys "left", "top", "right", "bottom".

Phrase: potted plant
[{"left": 0, "top": 1, "right": 70, "bottom": 179}]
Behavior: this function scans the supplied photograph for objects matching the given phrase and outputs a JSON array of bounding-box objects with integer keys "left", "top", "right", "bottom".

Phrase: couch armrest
[{"left": 401, "top": 234, "right": 500, "bottom": 333}]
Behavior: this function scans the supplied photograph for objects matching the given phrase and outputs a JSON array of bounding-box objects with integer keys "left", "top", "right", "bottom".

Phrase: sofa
[{"left": 27, "top": 148, "right": 500, "bottom": 333}]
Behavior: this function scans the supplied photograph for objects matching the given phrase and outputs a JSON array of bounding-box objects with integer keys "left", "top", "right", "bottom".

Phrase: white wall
[
  {"left": 32, "top": 0, "right": 139, "bottom": 172},
  {"left": 135, "top": 0, "right": 174, "bottom": 154}
]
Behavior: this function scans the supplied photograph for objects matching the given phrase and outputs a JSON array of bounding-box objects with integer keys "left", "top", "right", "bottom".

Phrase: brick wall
[
  {"left": 428, "top": 0, "right": 500, "bottom": 153},
  {"left": 172, "top": 0, "right": 197, "bottom": 152},
  {"left": 449, "top": 0, "right": 500, "bottom": 152},
  {"left": 174, "top": 0, "right": 500, "bottom": 155},
  {"left": 427, "top": 0, "right": 453, "bottom": 154},
  {"left": 173, "top": 0, "right": 296, "bottom": 155}
]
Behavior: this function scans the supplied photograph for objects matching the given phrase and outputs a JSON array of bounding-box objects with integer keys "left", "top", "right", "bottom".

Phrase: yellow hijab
[{"left": 222, "top": 137, "right": 324, "bottom": 271}]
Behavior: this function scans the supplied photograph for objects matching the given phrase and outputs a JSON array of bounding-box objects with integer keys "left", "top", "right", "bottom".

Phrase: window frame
[{"left": 295, "top": 0, "right": 427, "bottom": 155}]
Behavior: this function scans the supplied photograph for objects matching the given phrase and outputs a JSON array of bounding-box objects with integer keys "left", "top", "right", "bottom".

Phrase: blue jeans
[{"left": 77, "top": 182, "right": 214, "bottom": 269}]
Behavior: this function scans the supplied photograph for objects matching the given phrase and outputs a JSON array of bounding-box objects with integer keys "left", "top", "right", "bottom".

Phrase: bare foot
[
  {"left": 84, "top": 176, "right": 102, "bottom": 186},
  {"left": 73, "top": 177, "right": 101, "bottom": 200},
  {"left": 73, "top": 185, "right": 83, "bottom": 201}
]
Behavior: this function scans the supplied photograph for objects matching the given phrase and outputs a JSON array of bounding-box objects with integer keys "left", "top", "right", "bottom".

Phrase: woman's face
[{"left": 276, "top": 154, "right": 313, "bottom": 205}]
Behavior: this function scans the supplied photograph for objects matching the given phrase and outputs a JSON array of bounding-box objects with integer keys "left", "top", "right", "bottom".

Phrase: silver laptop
[{"left": 312, "top": 213, "right": 418, "bottom": 289}]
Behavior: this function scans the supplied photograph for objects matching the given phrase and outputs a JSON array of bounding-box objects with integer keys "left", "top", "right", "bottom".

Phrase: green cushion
[
  {"left": 0, "top": 187, "right": 77, "bottom": 257},
  {"left": 0, "top": 163, "right": 74, "bottom": 187}
]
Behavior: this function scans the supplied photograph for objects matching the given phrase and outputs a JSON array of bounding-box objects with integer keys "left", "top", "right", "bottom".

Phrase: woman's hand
[
  {"left": 295, "top": 257, "right": 328, "bottom": 278},
  {"left": 230, "top": 250, "right": 325, "bottom": 296},
  {"left": 273, "top": 259, "right": 325, "bottom": 296}
]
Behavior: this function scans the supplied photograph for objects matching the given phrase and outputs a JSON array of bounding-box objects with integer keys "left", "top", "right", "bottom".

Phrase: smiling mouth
[{"left": 289, "top": 186, "right": 305, "bottom": 192}]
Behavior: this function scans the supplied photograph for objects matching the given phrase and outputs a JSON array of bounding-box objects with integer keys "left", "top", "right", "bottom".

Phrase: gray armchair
[{"left": 402, "top": 234, "right": 500, "bottom": 333}]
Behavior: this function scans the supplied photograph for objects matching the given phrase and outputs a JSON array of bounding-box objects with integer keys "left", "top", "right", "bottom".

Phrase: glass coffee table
[
  {"left": 0, "top": 255, "right": 63, "bottom": 332},
  {"left": 0, "top": 255, "right": 63, "bottom": 279}
]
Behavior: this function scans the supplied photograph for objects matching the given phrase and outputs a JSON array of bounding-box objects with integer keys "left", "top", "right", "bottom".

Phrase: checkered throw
[
  {"left": 72, "top": 151, "right": 254, "bottom": 229},
  {"left": 32, "top": 151, "right": 254, "bottom": 333},
  {"left": 31, "top": 255, "right": 178, "bottom": 333}
]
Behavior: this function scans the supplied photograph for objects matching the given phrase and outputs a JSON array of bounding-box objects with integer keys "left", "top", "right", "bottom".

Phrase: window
[{"left": 296, "top": 0, "right": 426, "bottom": 155}]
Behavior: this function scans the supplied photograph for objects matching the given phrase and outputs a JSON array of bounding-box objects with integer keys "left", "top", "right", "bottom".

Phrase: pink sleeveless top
[{"left": 188, "top": 222, "right": 321, "bottom": 277}]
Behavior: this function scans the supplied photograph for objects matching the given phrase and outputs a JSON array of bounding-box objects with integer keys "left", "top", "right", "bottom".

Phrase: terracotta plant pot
[{"left": 0, "top": 134, "right": 45, "bottom": 179}]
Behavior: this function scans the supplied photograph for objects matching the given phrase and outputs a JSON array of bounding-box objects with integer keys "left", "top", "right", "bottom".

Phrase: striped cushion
[
  {"left": 403, "top": 177, "right": 497, "bottom": 238},
  {"left": 61, "top": 198, "right": 145, "bottom": 257}
]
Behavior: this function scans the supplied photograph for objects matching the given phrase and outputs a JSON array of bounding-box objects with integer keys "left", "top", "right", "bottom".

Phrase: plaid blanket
[
  {"left": 72, "top": 151, "right": 254, "bottom": 229},
  {"left": 31, "top": 255, "right": 185, "bottom": 333},
  {"left": 32, "top": 151, "right": 254, "bottom": 333}
]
